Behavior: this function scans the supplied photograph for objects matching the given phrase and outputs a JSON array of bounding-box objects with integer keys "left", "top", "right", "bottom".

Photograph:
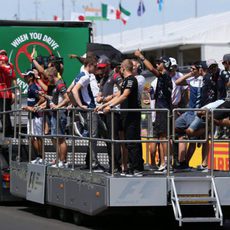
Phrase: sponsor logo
[{"left": 8, "top": 32, "right": 61, "bottom": 93}]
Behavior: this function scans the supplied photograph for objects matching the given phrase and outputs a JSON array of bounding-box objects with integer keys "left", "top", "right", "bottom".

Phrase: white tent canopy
[{"left": 95, "top": 11, "right": 230, "bottom": 54}]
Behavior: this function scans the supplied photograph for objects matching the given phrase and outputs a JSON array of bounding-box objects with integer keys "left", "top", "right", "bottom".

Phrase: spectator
[
  {"left": 46, "top": 67, "right": 69, "bottom": 168},
  {"left": 96, "top": 55, "right": 123, "bottom": 173},
  {"left": 22, "top": 69, "right": 45, "bottom": 163},
  {"left": 71, "top": 56, "right": 106, "bottom": 171},
  {"left": 134, "top": 50, "right": 172, "bottom": 172}
]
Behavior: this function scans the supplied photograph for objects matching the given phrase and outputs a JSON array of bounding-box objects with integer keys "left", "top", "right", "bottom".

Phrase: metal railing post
[
  {"left": 211, "top": 110, "right": 214, "bottom": 177},
  {"left": 71, "top": 110, "right": 75, "bottom": 170},
  {"left": 55, "top": 110, "right": 59, "bottom": 167},
  {"left": 28, "top": 111, "right": 32, "bottom": 162},
  {"left": 167, "top": 109, "right": 170, "bottom": 176},
  {"left": 2, "top": 91, "right": 6, "bottom": 138},
  {"left": 145, "top": 111, "right": 152, "bottom": 167},
  {"left": 42, "top": 111, "right": 45, "bottom": 163},
  {"left": 111, "top": 110, "right": 115, "bottom": 176},
  {"left": 89, "top": 110, "right": 92, "bottom": 173}
]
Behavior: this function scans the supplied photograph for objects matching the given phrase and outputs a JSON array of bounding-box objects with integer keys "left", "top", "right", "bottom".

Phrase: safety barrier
[{"left": 0, "top": 86, "right": 229, "bottom": 176}]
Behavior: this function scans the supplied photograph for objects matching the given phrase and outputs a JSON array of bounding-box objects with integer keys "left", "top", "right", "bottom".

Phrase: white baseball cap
[{"left": 169, "top": 57, "right": 177, "bottom": 66}]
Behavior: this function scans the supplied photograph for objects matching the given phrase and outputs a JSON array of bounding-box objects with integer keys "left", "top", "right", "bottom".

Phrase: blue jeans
[{"left": 51, "top": 112, "right": 67, "bottom": 135}]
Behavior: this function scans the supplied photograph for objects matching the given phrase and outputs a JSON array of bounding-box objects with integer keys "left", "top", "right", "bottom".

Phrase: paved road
[{"left": 0, "top": 201, "right": 230, "bottom": 230}]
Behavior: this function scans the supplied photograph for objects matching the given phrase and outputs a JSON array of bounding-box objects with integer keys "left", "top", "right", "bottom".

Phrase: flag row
[{"left": 54, "top": 1, "right": 164, "bottom": 24}]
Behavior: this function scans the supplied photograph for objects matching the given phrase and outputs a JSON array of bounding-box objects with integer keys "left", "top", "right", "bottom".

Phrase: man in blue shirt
[{"left": 22, "top": 69, "right": 45, "bottom": 163}]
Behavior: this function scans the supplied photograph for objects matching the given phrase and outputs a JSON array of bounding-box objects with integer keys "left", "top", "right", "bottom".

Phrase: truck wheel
[
  {"left": 46, "top": 206, "right": 55, "bottom": 218},
  {"left": 59, "top": 208, "right": 69, "bottom": 222},
  {"left": 73, "top": 211, "right": 84, "bottom": 226}
]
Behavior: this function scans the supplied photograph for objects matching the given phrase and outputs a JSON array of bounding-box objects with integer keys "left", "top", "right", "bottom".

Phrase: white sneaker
[
  {"left": 38, "top": 158, "right": 44, "bottom": 164},
  {"left": 51, "top": 161, "right": 68, "bottom": 168},
  {"left": 158, "top": 164, "right": 166, "bottom": 171},
  {"left": 31, "top": 157, "right": 41, "bottom": 164}
]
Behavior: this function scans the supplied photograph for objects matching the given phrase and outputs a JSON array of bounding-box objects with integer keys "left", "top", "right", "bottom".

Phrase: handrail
[
  {"left": 16, "top": 106, "right": 171, "bottom": 175},
  {"left": 4, "top": 101, "right": 230, "bottom": 176},
  {"left": 0, "top": 85, "right": 21, "bottom": 139},
  {"left": 211, "top": 177, "right": 223, "bottom": 225}
]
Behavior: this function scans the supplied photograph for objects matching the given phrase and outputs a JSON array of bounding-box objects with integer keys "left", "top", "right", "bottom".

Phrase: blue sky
[{"left": 2, "top": 0, "right": 230, "bottom": 36}]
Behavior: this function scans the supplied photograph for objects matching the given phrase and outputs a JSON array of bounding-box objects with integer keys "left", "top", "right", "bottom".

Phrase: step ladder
[{"left": 170, "top": 176, "right": 223, "bottom": 227}]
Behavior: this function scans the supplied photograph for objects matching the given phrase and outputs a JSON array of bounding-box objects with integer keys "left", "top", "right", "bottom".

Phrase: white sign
[{"left": 26, "top": 164, "right": 46, "bottom": 204}]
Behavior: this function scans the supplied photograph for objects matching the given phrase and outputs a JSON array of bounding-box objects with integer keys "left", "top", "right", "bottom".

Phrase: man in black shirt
[
  {"left": 134, "top": 50, "right": 172, "bottom": 172},
  {"left": 96, "top": 59, "right": 144, "bottom": 176}
]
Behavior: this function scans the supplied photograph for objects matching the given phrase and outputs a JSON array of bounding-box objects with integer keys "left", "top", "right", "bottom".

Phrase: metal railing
[
  {"left": 0, "top": 85, "right": 21, "bottom": 139},
  {"left": 2, "top": 94, "right": 229, "bottom": 177},
  {"left": 14, "top": 106, "right": 172, "bottom": 176}
]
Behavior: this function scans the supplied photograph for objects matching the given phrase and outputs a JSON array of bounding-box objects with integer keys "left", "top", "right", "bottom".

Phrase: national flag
[
  {"left": 137, "top": 0, "right": 145, "bottom": 16},
  {"left": 101, "top": 3, "right": 120, "bottom": 20},
  {"left": 119, "top": 2, "right": 131, "bottom": 25},
  {"left": 70, "top": 12, "right": 85, "bottom": 21},
  {"left": 53, "top": 15, "right": 61, "bottom": 21},
  {"left": 157, "top": 0, "right": 163, "bottom": 12},
  {"left": 84, "top": 6, "right": 106, "bottom": 21}
]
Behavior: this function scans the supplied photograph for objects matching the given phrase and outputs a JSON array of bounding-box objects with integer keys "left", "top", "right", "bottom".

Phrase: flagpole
[
  {"left": 119, "top": 0, "right": 122, "bottom": 49},
  {"left": 195, "top": 0, "right": 198, "bottom": 18},
  {"left": 34, "top": 0, "right": 40, "bottom": 21},
  {"left": 139, "top": 14, "right": 143, "bottom": 49},
  {"left": 62, "top": 0, "right": 65, "bottom": 20},
  {"left": 101, "top": 20, "right": 104, "bottom": 43},
  {"left": 100, "top": 0, "right": 104, "bottom": 44},
  {"left": 17, "top": 0, "right": 20, "bottom": 20},
  {"left": 92, "top": 20, "right": 95, "bottom": 43},
  {"left": 162, "top": 1, "right": 165, "bottom": 36},
  {"left": 119, "top": 20, "right": 123, "bottom": 50}
]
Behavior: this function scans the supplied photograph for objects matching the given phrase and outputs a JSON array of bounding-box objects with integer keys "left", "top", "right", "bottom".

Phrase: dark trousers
[
  {"left": 85, "top": 112, "right": 109, "bottom": 166},
  {"left": 124, "top": 112, "right": 144, "bottom": 171},
  {"left": 105, "top": 112, "right": 121, "bottom": 169},
  {"left": 0, "top": 98, "right": 13, "bottom": 137}
]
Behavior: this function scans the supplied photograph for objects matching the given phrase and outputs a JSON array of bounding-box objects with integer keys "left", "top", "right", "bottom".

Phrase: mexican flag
[
  {"left": 101, "top": 3, "right": 121, "bottom": 20},
  {"left": 119, "top": 3, "right": 131, "bottom": 25}
]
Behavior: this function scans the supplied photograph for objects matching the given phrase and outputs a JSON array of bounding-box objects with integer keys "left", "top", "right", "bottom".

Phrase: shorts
[
  {"left": 152, "top": 122, "right": 162, "bottom": 138},
  {"left": 188, "top": 115, "right": 204, "bottom": 131},
  {"left": 27, "top": 117, "right": 43, "bottom": 136},
  {"left": 175, "top": 112, "right": 195, "bottom": 131},
  {"left": 51, "top": 112, "right": 67, "bottom": 135},
  {"left": 153, "top": 110, "right": 169, "bottom": 136}
]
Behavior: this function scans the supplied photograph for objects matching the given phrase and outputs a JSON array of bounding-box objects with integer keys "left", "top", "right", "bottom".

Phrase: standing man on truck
[{"left": 46, "top": 66, "right": 69, "bottom": 168}]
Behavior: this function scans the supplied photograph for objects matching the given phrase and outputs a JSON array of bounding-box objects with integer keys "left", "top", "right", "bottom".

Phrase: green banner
[{"left": 0, "top": 22, "right": 91, "bottom": 93}]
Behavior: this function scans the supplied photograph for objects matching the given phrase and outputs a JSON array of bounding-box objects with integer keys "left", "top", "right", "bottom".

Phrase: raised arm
[
  {"left": 134, "top": 49, "right": 160, "bottom": 77},
  {"left": 175, "top": 72, "right": 193, "bottom": 86}
]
